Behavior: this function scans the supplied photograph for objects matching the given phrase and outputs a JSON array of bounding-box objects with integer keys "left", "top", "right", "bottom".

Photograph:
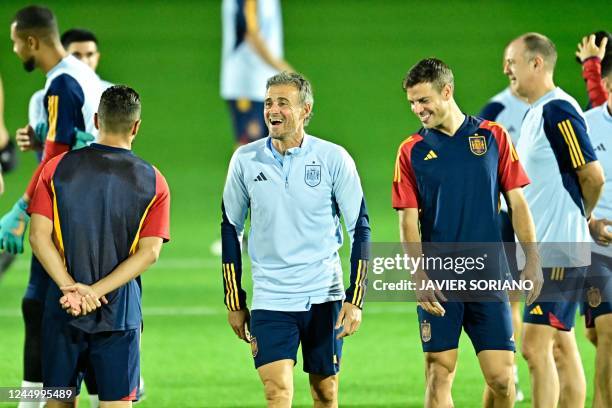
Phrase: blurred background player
[
  {"left": 394, "top": 58, "right": 541, "bottom": 408},
  {"left": 0, "top": 74, "right": 19, "bottom": 278},
  {"left": 28, "top": 85, "right": 169, "bottom": 408},
  {"left": 220, "top": 0, "right": 293, "bottom": 146},
  {"left": 0, "top": 74, "right": 18, "bottom": 175},
  {"left": 4, "top": 6, "right": 103, "bottom": 407},
  {"left": 509, "top": 32, "right": 604, "bottom": 407},
  {"left": 582, "top": 55, "right": 612, "bottom": 408},
  {"left": 479, "top": 42, "right": 531, "bottom": 403},
  {"left": 576, "top": 31, "right": 610, "bottom": 109},
  {"left": 24, "top": 28, "right": 113, "bottom": 155},
  {"left": 216, "top": 0, "right": 294, "bottom": 256}
]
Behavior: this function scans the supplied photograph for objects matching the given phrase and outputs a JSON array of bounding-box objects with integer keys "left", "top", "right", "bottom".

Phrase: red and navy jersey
[
  {"left": 29, "top": 143, "right": 170, "bottom": 333},
  {"left": 392, "top": 115, "right": 529, "bottom": 243}
]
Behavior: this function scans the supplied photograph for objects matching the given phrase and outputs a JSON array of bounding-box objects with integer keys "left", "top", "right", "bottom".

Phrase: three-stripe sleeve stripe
[
  {"left": 558, "top": 120, "right": 585, "bottom": 168},
  {"left": 351, "top": 259, "right": 368, "bottom": 307},
  {"left": 47, "top": 95, "right": 58, "bottom": 142},
  {"left": 222, "top": 264, "right": 234, "bottom": 310},
  {"left": 550, "top": 267, "right": 566, "bottom": 281},
  {"left": 223, "top": 263, "right": 240, "bottom": 311}
]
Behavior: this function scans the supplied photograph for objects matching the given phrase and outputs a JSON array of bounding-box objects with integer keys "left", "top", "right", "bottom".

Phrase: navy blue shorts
[
  {"left": 523, "top": 301, "right": 579, "bottom": 331},
  {"left": 523, "top": 266, "right": 586, "bottom": 330},
  {"left": 24, "top": 255, "right": 50, "bottom": 302},
  {"left": 250, "top": 301, "right": 343, "bottom": 376},
  {"left": 584, "top": 253, "right": 612, "bottom": 328},
  {"left": 42, "top": 321, "right": 140, "bottom": 402},
  {"left": 417, "top": 302, "right": 515, "bottom": 354},
  {"left": 227, "top": 99, "right": 266, "bottom": 144}
]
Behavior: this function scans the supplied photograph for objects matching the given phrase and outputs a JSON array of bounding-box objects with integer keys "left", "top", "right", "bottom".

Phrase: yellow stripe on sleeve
[
  {"left": 352, "top": 260, "right": 362, "bottom": 305},
  {"left": 222, "top": 264, "right": 232, "bottom": 310},
  {"left": 47, "top": 95, "right": 58, "bottom": 142},
  {"left": 564, "top": 120, "right": 585, "bottom": 166},
  {"left": 509, "top": 137, "right": 519, "bottom": 162},
  {"left": 559, "top": 121, "right": 581, "bottom": 167},
  {"left": 355, "top": 261, "right": 367, "bottom": 306},
  {"left": 244, "top": 0, "right": 259, "bottom": 33},
  {"left": 230, "top": 263, "right": 240, "bottom": 309},
  {"left": 558, "top": 122, "right": 579, "bottom": 168},
  {"left": 128, "top": 195, "right": 158, "bottom": 255},
  {"left": 50, "top": 180, "right": 65, "bottom": 260}
]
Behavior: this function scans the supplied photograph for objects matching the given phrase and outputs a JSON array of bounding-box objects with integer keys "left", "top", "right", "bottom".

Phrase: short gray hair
[
  {"left": 266, "top": 71, "right": 314, "bottom": 125},
  {"left": 519, "top": 32, "right": 557, "bottom": 72}
]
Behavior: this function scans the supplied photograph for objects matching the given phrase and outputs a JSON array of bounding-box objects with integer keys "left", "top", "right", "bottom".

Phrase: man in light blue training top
[
  {"left": 221, "top": 71, "right": 370, "bottom": 408},
  {"left": 510, "top": 32, "right": 605, "bottom": 407}
]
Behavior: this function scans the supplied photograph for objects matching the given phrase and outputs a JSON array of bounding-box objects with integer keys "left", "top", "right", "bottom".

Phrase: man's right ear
[{"left": 94, "top": 113, "right": 99, "bottom": 130}]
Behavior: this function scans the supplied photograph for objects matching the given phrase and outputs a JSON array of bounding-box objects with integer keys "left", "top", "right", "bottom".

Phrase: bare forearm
[
  {"left": 582, "top": 181, "right": 604, "bottom": 218},
  {"left": 510, "top": 200, "right": 539, "bottom": 261},
  {"left": 399, "top": 210, "right": 424, "bottom": 274},
  {"left": 246, "top": 32, "right": 288, "bottom": 72},
  {"left": 577, "top": 162, "right": 605, "bottom": 218},
  {"left": 92, "top": 246, "right": 158, "bottom": 297},
  {"left": 30, "top": 233, "right": 74, "bottom": 287}
]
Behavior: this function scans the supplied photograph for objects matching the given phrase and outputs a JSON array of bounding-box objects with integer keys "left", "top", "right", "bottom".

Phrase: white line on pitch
[{"left": 0, "top": 304, "right": 412, "bottom": 318}]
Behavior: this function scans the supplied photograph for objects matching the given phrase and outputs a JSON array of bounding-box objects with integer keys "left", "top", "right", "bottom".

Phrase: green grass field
[{"left": 0, "top": 0, "right": 609, "bottom": 406}]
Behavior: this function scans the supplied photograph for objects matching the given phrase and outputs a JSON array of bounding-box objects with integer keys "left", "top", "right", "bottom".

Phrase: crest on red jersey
[{"left": 469, "top": 135, "right": 487, "bottom": 156}]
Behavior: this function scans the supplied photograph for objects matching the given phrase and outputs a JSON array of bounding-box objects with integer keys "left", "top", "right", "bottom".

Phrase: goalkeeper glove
[
  {"left": 34, "top": 122, "right": 48, "bottom": 145},
  {"left": 0, "top": 198, "right": 30, "bottom": 254},
  {"left": 34, "top": 123, "right": 94, "bottom": 150},
  {"left": 73, "top": 128, "right": 94, "bottom": 150}
]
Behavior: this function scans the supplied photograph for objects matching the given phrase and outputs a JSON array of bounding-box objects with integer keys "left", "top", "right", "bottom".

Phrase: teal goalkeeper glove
[
  {"left": 0, "top": 198, "right": 30, "bottom": 254},
  {"left": 34, "top": 123, "right": 94, "bottom": 150},
  {"left": 73, "top": 128, "right": 94, "bottom": 150},
  {"left": 34, "top": 122, "right": 48, "bottom": 145}
]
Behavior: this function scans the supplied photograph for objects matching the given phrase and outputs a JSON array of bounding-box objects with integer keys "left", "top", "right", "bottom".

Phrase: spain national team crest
[
  {"left": 305, "top": 164, "right": 321, "bottom": 187},
  {"left": 250, "top": 336, "right": 258, "bottom": 358},
  {"left": 588, "top": 287, "right": 602, "bottom": 308},
  {"left": 420, "top": 322, "right": 431, "bottom": 342},
  {"left": 468, "top": 135, "right": 487, "bottom": 156}
]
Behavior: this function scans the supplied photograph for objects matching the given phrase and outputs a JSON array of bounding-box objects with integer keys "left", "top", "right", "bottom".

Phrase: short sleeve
[
  {"left": 392, "top": 136, "right": 421, "bottom": 209},
  {"left": 487, "top": 122, "right": 530, "bottom": 192},
  {"left": 542, "top": 99, "right": 597, "bottom": 170},
  {"left": 44, "top": 74, "right": 85, "bottom": 146},
  {"left": 27, "top": 154, "right": 66, "bottom": 220},
  {"left": 28, "top": 89, "right": 47, "bottom": 128},
  {"left": 140, "top": 168, "right": 170, "bottom": 242}
]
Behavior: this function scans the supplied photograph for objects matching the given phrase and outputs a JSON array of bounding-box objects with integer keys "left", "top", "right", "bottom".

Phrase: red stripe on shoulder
[
  {"left": 45, "top": 151, "right": 69, "bottom": 177},
  {"left": 398, "top": 133, "right": 424, "bottom": 152},
  {"left": 479, "top": 120, "right": 509, "bottom": 144}
]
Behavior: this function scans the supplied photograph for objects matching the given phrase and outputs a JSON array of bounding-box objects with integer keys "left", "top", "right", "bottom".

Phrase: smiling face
[
  {"left": 504, "top": 40, "right": 535, "bottom": 99},
  {"left": 264, "top": 84, "right": 309, "bottom": 140},
  {"left": 406, "top": 81, "right": 451, "bottom": 129}
]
